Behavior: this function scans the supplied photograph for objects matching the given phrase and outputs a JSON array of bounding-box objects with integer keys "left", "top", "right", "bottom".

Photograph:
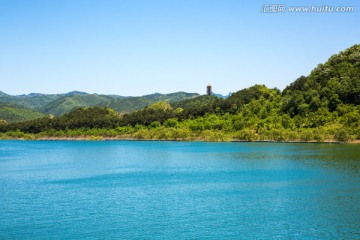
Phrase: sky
[{"left": 0, "top": 0, "right": 359, "bottom": 96}]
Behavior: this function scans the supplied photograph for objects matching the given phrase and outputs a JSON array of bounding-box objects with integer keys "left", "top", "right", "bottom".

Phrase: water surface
[{"left": 0, "top": 141, "right": 359, "bottom": 239}]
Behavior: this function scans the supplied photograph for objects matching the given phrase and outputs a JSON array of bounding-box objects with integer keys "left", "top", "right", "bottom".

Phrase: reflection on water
[{"left": 0, "top": 141, "right": 359, "bottom": 239}]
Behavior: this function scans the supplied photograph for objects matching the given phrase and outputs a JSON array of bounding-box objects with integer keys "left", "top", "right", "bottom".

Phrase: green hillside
[
  {"left": 0, "top": 93, "right": 63, "bottom": 109},
  {"left": 37, "top": 94, "right": 116, "bottom": 116},
  {"left": 0, "top": 103, "right": 44, "bottom": 123},
  {"left": 104, "top": 92, "right": 199, "bottom": 113},
  {"left": 0, "top": 91, "right": 198, "bottom": 116},
  {"left": 104, "top": 97, "right": 152, "bottom": 113},
  {"left": 282, "top": 44, "right": 360, "bottom": 116},
  {"left": 171, "top": 95, "right": 216, "bottom": 109},
  {"left": 143, "top": 92, "right": 199, "bottom": 102},
  {"left": 171, "top": 95, "right": 218, "bottom": 117}
]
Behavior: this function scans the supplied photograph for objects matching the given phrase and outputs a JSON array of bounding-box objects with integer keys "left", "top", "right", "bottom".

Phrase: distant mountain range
[
  {"left": 213, "top": 92, "right": 232, "bottom": 99},
  {"left": 0, "top": 91, "right": 201, "bottom": 122}
]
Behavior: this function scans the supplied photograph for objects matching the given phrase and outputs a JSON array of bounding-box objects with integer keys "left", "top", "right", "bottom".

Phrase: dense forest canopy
[{"left": 0, "top": 44, "right": 359, "bottom": 142}]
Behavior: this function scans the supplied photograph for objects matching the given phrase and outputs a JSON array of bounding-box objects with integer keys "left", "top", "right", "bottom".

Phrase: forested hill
[
  {"left": 0, "top": 103, "right": 44, "bottom": 123},
  {"left": 0, "top": 91, "right": 200, "bottom": 118},
  {"left": 282, "top": 44, "right": 360, "bottom": 115},
  {"left": 0, "top": 91, "right": 10, "bottom": 97},
  {"left": 0, "top": 44, "right": 359, "bottom": 142}
]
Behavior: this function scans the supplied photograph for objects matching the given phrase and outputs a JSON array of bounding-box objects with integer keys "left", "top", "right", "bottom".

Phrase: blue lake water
[{"left": 0, "top": 141, "right": 360, "bottom": 239}]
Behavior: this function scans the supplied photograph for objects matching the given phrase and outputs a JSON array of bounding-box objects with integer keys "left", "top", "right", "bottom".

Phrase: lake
[{"left": 0, "top": 141, "right": 359, "bottom": 239}]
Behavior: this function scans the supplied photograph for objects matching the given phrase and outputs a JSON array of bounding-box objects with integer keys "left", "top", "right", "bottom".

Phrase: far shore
[{"left": 1, "top": 136, "right": 359, "bottom": 144}]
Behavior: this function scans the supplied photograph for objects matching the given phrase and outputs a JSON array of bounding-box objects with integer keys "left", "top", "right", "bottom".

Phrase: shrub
[{"left": 334, "top": 128, "right": 351, "bottom": 142}]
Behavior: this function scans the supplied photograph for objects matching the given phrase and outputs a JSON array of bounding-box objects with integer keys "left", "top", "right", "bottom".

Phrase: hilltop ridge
[{"left": 0, "top": 91, "right": 199, "bottom": 121}]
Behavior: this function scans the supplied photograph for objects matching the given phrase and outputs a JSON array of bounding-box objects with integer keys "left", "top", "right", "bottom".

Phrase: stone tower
[{"left": 207, "top": 84, "right": 212, "bottom": 95}]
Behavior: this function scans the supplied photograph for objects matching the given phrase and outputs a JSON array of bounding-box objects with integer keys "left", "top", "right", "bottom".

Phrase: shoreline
[{"left": 1, "top": 136, "right": 358, "bottom": 144}]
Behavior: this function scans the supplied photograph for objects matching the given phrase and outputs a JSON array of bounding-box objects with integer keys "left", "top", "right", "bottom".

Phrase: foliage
[
  {"left": 282, "top": 44, "right": 360, "bottom": 117},
  {"left": 0, "top": 107, "right": 121, "bottom": 134},
  {"left": 0, "top": 103, "right": 44, "bottom": 123}
]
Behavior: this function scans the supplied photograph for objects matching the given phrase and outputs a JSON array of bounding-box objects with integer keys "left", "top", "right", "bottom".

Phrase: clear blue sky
[{"left": 0, "top": 0, "right": 359, "bottom": 96}]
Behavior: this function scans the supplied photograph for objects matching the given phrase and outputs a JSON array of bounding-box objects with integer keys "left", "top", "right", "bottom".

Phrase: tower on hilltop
[{"left": 207, "top": 84, "right": 212, "bottom": 96}]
